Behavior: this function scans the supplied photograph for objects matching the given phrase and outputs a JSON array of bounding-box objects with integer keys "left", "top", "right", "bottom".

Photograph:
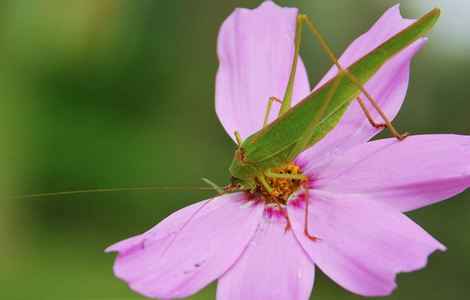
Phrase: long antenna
[{"left": 1, "top": 186, "right": 230, "bottom": 200}]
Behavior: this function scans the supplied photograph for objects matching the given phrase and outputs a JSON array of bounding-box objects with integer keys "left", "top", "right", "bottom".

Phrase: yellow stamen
[{"left": 256, "top": 163, "right": 303, "bottom": 204}]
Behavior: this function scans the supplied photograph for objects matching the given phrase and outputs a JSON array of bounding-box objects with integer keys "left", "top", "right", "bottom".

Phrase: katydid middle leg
[
  {"left": 263, "top": 96, "right": 283, "bottom": 127},
  {"left": 257, "top": 174, "right": 292, "bottom": 231},
  {"left": 264, "top": 170, "right": 319, "bottom": 241},
  {"left": 299, "top": 14, "right": 408, "bottom": 140}
]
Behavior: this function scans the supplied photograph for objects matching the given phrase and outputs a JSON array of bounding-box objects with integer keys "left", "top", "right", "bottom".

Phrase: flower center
[{"left": 255, "top": 163, "right": 303, "bottom": 205}]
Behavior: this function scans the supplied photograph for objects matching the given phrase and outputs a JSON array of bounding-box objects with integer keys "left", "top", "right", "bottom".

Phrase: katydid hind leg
[
  {"left": 347, "top": 74, "right": 409, "bottom": 139},
  {"left": 357, "top": 96, "right": 387, "bottom": 128},
  {"left": 278, "top": 14, "right": 304, "bottom": 116},
  {"left": 300, "top": 14, "right": 408, "bottom": 139}
]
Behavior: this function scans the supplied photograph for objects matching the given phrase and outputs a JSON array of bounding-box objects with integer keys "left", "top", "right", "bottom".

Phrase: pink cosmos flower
[{"left": 106, "top": 2, "right": 470, "bottom": 299}]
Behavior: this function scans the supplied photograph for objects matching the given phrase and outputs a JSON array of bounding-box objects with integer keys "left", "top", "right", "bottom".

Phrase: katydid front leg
[{"left": 234, "top": 130, "right": 243, "bottom": 146}]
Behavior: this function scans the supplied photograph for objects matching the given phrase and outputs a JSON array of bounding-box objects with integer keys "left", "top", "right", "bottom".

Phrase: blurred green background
[{"left": 0, "top": 0, "right": 468, "bottom": 299}]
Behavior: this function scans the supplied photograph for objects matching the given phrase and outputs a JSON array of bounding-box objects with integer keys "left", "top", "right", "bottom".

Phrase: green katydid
[
  {"left": 227, "top": 8, "right": 440, "bottom": 239},
  {"left": 2, "top": 8, "right": 440, "bottom": 243}
]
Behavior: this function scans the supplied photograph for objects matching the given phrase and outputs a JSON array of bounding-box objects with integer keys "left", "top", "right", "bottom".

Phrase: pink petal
[
  {"left": 215, "top": 1, "right": 310, "bottom": 141},
  {"left": 106, "top": 193, "right": 264, "bottom": 299},
  {"left": 288, "top": 190, "right": 445, "bottom": 297},
  {"left": 297, "top": 4, "right": 425, "bottom": 168},
  {"left": 217, "top": 206, "right": 315, "bottom": 300},
  {"left": 312, "top": 134, "right": 470, "bottom": 212}
]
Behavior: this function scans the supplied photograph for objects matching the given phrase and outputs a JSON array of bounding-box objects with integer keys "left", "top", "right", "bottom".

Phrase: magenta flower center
[{"left": 255, "top": 163, "right": 304, "bottom": 205}]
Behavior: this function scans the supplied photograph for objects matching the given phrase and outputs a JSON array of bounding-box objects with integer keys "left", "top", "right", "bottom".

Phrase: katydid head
[{"left": 229, "top": 148, "right": 259, "bottom": 191}]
